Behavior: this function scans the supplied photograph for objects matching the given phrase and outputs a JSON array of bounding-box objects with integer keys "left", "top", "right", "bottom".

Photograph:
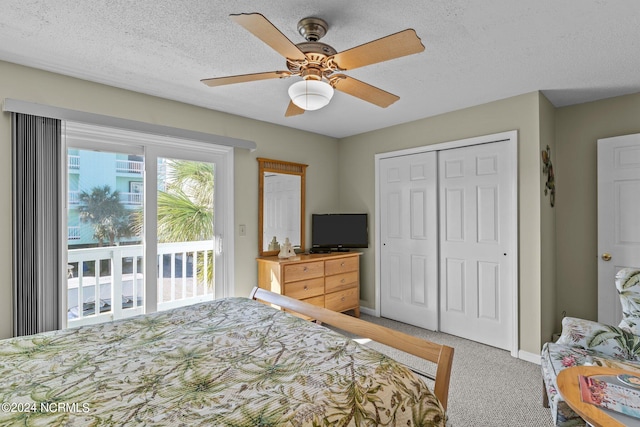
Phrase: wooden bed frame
[{"left": 250, "top": 287, "right": 454, "bottom": 411}]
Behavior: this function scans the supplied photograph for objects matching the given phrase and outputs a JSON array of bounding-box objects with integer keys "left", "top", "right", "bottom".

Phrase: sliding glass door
[
  {"left": 64, "top": 122, "right": 230, "bottom": 327},
  {"left": 66, "top": 145, "right": 145, "bottom": 326},
  {"left": 155, "top": 156, "right": 216, "bottom": 311}
]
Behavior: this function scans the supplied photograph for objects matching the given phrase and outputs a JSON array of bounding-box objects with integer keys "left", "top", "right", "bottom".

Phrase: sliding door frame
[{"left": 59, "top": 122, "right": 234, "bottom": 328}]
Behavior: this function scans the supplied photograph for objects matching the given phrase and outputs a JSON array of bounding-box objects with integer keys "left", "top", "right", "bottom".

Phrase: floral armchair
[{"left": 541, "top": 268, "right": 640, "bottom": 426}]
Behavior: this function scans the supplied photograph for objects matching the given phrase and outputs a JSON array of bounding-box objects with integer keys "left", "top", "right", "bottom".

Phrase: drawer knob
[
  {"left": 303, "top": 267, "right": 308, "bottom": 272},
  {"left": 341, "top": 297, "right": 345, "bottom": 301},
  {"left": 341, "top": 262, "right": 345, "bottom": 267},
  {"left": 304, "top": 285, "right": 308, "bottom": 291},
  {"left": 340, "top": 279, "right": 345, "bottom": 283}
]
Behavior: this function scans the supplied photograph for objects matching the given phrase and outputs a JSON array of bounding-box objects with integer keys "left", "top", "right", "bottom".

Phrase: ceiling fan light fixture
[{"left": 288, "top": 79, "right": 334, "bottom": 111}]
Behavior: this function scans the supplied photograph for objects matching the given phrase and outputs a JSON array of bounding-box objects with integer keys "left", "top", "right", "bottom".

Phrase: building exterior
[{"left": 67, "top": 149, "right": 145, "bottom": 247}]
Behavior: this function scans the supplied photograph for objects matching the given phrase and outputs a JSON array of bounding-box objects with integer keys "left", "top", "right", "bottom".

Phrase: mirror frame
[{"left": 258, "top": 158, "right": 307, "bottom": 256}]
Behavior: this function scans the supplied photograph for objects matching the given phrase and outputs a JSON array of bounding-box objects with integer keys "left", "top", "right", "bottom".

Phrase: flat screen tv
[{"left": 311, "top": 213, "right": 368, "bottom": 251}]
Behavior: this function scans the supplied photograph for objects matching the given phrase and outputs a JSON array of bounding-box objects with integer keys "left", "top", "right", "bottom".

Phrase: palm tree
[
  {"left": 157, "top": 160, "right": 214, "bottom": 286},
  {"left": 157, "top": 160, "right": 214, "bottom": 243},
  {"left": 130, "top": 160, "right": 214, "bottom": 285},
  {"left": 78, "top": 185, "right": 133, "bottom": 246}
]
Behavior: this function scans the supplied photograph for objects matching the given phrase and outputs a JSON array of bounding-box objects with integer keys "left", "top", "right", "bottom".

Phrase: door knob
[{"left": 602, "top": 253, "right": 612, "bottom": 261}]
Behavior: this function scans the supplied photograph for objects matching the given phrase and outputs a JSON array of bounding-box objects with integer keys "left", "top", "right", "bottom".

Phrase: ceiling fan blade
[
  {"left": 332, "top": 75, "right": 399, "bottom": 108},
  {"left": 285, "top": 101, "right": 305, "bottom": 117},
  {"left": 330, "top": 29, "right": 425, "bottom": 71},
  {"left": 230, "top": 13, "right": 306, "bottom": 61},
  {"left": 201, "top": 71, "right": 291, "bottom": 87}
]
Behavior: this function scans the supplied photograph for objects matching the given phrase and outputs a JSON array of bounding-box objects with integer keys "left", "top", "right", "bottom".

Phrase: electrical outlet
[{"left": 239, "top": 224, "right": 246, "bottom": 236}]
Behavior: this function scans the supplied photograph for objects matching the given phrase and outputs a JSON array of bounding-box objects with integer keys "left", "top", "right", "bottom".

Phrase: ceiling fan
[{"left": 201, "top": 13, "right": 425, "bottom": 117}]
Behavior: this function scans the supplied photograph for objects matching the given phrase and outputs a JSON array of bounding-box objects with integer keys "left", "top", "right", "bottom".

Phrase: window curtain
[{"left": 12, "top": 113, "right": 62, "bottom": 337}]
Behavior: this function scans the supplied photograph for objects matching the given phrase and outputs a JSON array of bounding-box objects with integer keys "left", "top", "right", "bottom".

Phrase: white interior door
[
  {"left": 438, "top": 140, "right": 516, "bottom": 351},
  {"left": 597, "top": 134, "right": 640, "bottom": 326},
  {"left": 379, "top": 152, "right": 439, "bottom": 330}
]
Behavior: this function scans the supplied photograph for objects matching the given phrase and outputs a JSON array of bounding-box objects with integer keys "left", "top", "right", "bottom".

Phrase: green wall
[
  {"left": 539, "top": 93, "right": 558, "bottom": 344},
  {"left": 555, "top": 92, "right": 640, "bottom": 322}
]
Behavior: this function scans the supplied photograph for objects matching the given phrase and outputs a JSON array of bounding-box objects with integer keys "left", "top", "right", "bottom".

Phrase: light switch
[{"left": 239, "top": 224, "right": 246, "bottom": 236}]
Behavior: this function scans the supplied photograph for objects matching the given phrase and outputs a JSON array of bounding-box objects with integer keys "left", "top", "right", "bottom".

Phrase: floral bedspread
[{"left": 0, "top": 297, "right": 445, "bottom": 426}]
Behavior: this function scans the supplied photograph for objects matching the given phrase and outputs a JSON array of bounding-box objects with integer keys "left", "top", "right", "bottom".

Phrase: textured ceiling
[{"left": 1, "top": 1, "right": 639, "bottom": 138}]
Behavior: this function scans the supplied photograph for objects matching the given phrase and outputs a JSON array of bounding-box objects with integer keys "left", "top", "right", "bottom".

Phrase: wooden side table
[{"left": 557, "top": 366, "right": 640, "bottom": 427}]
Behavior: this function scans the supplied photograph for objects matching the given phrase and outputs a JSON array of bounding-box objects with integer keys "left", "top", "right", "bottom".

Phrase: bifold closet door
[
  {"left": 438, "top": 141, "right": 515, "bottom": 351},
  {"left": 379, "top": 151, "right": 438, "bottom": 330}
]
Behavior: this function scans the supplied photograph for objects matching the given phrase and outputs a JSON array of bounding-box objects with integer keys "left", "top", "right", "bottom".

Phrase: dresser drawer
[
  {"left": 325, "top": 256, "right": 359, "bottom": 276},
  {"left": 325, "top": 271, "right": 358, "bottom": 293},
  {"left": 325, "top": 288, "right": 359, "bottom": 313},
  {"left": 283, "top": 261, "right": 324, "bottom": 283},
  {"left": 303, "top": 294, "right": 325, "bottom": 307},
  {"left": 284, "top": 277, "right": 324, "bottom": 300}
]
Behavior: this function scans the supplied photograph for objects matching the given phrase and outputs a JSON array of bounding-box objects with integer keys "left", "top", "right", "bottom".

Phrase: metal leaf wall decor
[{"left": 542, "top": 145, "right": 555, "bottom": 207}]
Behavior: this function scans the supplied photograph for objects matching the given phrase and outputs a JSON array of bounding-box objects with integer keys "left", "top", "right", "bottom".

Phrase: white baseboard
[
  {"left": 359, "top": 306, "right": 377, "bottom": 317},
  {"left": 518, "top": 350, "right": 541, "bottom": 365},
  {"left": 358, "top": 303, "right": 542, "bottom": 365}
]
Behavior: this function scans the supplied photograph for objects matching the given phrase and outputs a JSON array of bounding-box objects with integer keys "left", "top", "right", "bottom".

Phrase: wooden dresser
[{"left": 256, "top": 252, "right": 361, "bottom": 317}]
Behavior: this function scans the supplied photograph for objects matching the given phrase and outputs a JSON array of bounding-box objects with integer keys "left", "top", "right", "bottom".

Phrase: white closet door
[
  {"left": 380, "top": 152, "right": 439, "bottom": 330},
  {"left": 438, "top": 140, "right": 515, "bottom": 351}
]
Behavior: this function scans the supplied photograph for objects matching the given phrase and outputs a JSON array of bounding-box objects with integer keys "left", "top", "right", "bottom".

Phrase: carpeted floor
[{"left": 341, "top": 314, "right": 556, "bottom": 427}]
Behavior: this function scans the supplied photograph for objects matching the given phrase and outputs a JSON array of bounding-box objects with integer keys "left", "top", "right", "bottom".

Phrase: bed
[{"left": 0, "top": 288, "right": 453, "bottom": 426}]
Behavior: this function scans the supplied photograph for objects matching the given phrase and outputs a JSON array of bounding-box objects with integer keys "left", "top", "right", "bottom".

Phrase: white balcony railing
[
  {"left": 67, "top": 240, "right": 214, "bottom": 327},
  {"left": 69, "top": 191, "right": 142, "bottom": 206},
  {"left": 120, "top": 192, "right": 143, "bottom": 205},
  {"left": 68, "top": 155, "right": 80, "bottom": 170},
  {"left": 116, "top": 160, "right": 143, "bottom": 174},
  {"left": 68, "top": 226, "right": 81, "bottom": 240},
  {"left": 68, "top": 190, "right": 80, "bottom": 205}
]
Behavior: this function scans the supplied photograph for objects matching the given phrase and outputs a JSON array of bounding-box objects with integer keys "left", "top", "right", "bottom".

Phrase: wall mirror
[{"left": 258, "top": 158, "right": 307, "bottom": 256}]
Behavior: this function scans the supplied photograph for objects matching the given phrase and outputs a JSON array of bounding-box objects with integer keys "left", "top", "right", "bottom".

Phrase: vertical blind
[{"left": 12, "top": 113, "right": 62, "bottom": 336}]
